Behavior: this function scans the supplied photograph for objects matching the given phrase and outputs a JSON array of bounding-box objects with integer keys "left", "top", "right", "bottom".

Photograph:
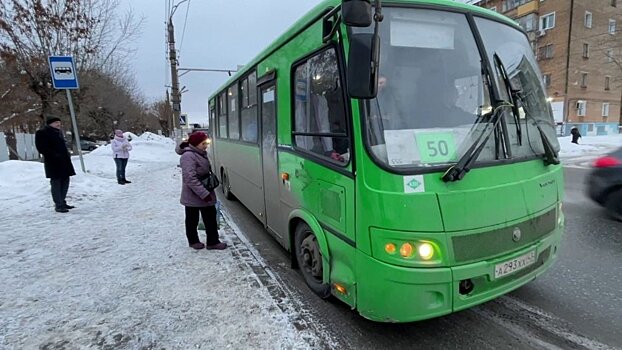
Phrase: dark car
[
  {"left": 80, "top": 139, "right": 99, "bottom": 151},
  {"left": 587, "top": 147, "right": 622, "bottom": 220},
  {"left": 66, "top": 139, "right": 99, "bottom": 152}
]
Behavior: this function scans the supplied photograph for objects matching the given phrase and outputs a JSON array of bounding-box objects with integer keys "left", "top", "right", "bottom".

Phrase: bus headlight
[
  {"left": 418, "top": 242, "right": 434, "bottom": 260},
  {"left": 384, "top": 240, "right": 439, "bottom": 262},
  {"left": 371, "top": 227, "right": 445, "bottom": 266}
]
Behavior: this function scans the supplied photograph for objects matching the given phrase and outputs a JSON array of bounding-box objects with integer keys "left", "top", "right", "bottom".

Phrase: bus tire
[
  {"left": 605, "top": 189, "right": 622, "bottom": 221},
  {"left": 294, "top": 223, "right": 331, "bottom": 299},
  {"left": 221, "top": 169, "right": 234, "bottom": 200}
]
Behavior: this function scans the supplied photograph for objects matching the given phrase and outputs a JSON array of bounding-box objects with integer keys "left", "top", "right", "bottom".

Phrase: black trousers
[
  {"left": 50, "top": 177, "right": 70, "bottom": 209},
  {"left": 185, "top": 205, "right": 220, "bottom": 246},
  {"left": 114, "top": 158, "right": 128, "bottom": 181}
]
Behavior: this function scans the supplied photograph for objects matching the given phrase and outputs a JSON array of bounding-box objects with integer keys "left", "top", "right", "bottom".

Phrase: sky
[{"left": 123, "top": 0, "right": 324, "bottom": 126}]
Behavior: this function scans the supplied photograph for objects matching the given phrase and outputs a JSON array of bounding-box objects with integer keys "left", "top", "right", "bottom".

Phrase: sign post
[{"left": 48, "top": 56, "right": 85, "bottom": 173}]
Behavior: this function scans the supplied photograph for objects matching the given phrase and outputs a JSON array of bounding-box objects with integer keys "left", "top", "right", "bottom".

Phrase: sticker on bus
[
  {"left": 404, "top": 175, "right": 425, "bottom": 193},
  {"left": 384, "top": 128, "right": 460, "bottom": 166}
]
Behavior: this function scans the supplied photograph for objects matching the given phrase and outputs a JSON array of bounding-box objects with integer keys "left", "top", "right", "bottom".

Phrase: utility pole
[
  {"left": 166, "top": 89, "right": 173, "bottom": 137},
  {"left": 167, "top": 20, "right": 181, "bottom": 136}
]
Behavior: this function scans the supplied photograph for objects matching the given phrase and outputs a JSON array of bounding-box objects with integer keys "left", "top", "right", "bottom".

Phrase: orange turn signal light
[
  {"left": 385, "top": 243, "right": 396, "bottom": 254},
  {"left": 334, "top": 283, "right": 347, "bottom": 295}
]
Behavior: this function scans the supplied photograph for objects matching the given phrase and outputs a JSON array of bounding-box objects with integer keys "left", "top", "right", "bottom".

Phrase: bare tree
[{"left": 149, "top": 99, "right": 173, "bottom": 137}]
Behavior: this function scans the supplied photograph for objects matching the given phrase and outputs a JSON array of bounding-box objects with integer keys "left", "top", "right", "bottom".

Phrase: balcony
[{"left": 517, "top": 1, "right": 539, "bottom": 16}]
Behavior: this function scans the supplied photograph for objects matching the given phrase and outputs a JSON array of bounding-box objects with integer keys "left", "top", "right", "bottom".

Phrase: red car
[{"left": 587, "top": 147, "right": 622, "bottom": 220}]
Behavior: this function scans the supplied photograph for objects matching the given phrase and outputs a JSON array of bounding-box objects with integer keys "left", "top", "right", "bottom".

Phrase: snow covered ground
[
  {"left": 1, "top": 132, "right": 620, "bottom": 349},
  {"left": 558, "top": 134, "right": 622, "bottom": 159},
  {"left": 0, "top": 133, "right": 330, "bottom": 349}
]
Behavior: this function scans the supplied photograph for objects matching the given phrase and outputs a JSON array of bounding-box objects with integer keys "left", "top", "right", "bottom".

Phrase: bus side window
[
  {"left": 241, "top": 71, "right": 258, "bottom": 143},
  {"left": 293, "top": 47, "right": 349, "bottom": 164}
]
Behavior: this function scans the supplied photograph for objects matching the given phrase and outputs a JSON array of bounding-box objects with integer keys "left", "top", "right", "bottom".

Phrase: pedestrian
[
  {"left": 111, "top": 129, "right": 132, "bottom": 184},
  {"left": 35, "top": 116, "right": 76, "bottom": 213},
  {"left": 179, "top": 131, "right": 226, "bottom": 250},
  {"left": 571, "top": 127, "right": 582, "bottom": 144}
]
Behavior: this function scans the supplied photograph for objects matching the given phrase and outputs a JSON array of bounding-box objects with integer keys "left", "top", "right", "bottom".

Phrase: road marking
[{"left": 473, "top": 295, "right": 617, "bottom": 350}]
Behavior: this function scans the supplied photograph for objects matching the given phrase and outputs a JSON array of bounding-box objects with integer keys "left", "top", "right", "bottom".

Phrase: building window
[
  {"left": 582, "top": 43, "right": 589, "bottom": 58},
  {"left": 577, "top": 100, "right": 587, "bottom": 116},
  {"left": 293, "top": 47, "right": 349, "bottom": 164},
  {"left": 543, "top": 73, "right": 551, "bottom": 87},
  {"left": 489, "top": 6, "right": 497, "bottom": 12},
  {"left": 538, "top": 44, "right": 554, "bottom": 59},
  {"left": 584, "top": 12, "right": 592, "bottom": 28},
  {"left": 502, "top": 0, "right": 536, "bottom": 12},
  {"left": 612, "top": 0, "right": 617, "bottom": 7},
  {"left": 609, "top": 19, "right": 617, "bottom": 34},
  {"left": 606, "top": 49, "right": 614, "bottom": 63},
  {"left": 540, "top": 12, "right": 556, "bottom": 31},
  {"left": 605, "top": 76, "right": 611, "bottom": 90},
  {"left": 517, "top": 13, "right": 538, "bottom": 32},
  {"left": 580, "top": 72, "right": 588, "bottom": 88},
  {"left": 602, "top": 103, "right": 610, "bottom": 117}
]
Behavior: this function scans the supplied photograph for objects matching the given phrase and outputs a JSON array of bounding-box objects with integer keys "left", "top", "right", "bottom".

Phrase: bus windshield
[
  {"left": 362, "top": 7, "right": 558, "bottom": 170},
  {"left": 475, "top": 16, "right": 561, "bottom": 160}
]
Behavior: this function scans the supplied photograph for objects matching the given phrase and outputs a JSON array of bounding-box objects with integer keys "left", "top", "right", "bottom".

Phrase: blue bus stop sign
[{"left": 48, "top": 56, "right": 79, "bottom": 89}]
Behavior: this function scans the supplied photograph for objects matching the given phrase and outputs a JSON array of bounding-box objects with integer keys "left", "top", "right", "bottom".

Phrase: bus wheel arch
[
  {"left": 219, "top": 167, "right": 234, "bottom": 200},
  {"left": 289, "top": 214, "right": 331, "bottom": 299}
]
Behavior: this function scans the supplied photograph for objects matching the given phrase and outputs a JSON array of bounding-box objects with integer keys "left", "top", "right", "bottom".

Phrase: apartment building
[{"left": 470, "top": 0, "right": 622, "bottom": 136}]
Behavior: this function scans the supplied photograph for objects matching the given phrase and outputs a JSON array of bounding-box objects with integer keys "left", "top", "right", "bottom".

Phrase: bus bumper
[{"left": 355, "top": 227, "right": 563, "bottom": 322}]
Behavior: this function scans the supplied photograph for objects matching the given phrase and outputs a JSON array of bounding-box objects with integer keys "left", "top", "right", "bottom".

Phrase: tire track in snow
[{"left": 220, "top": 210, "right": 338, "bottom": 349}]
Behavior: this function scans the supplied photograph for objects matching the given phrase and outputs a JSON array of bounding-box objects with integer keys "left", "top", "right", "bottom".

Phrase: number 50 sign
[{"left": 415, "top": 132, "right": 457, "bottom": 163}]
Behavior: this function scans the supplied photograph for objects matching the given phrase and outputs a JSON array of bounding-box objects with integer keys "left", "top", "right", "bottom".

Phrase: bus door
[{"left": 259, "top": 80, "right": 285, "bottom": 240}]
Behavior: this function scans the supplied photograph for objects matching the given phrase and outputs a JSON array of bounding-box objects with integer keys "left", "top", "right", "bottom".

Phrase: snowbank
[
  {"left": 0, "top": 133, "right": 324, "bottom": 349},
  {"left": 558, "top": 134, "right": 622, "bottom": 158}
]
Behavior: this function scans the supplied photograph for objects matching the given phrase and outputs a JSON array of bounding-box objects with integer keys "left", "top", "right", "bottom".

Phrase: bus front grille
[{"left": 451, "top": 209, "right": 556, "bottom": 264}]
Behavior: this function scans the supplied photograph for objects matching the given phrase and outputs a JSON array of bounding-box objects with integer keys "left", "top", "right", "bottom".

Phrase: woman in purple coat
[{"left": 179, "top": 131, "right": 226, "bottom": 250}]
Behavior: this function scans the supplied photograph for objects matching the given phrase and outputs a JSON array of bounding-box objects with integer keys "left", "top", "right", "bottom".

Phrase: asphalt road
[{"left": 221, "top": 164, "right": 622, "bottom": 350}]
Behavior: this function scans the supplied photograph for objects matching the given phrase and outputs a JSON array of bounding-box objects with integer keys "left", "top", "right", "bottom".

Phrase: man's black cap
[{"left": 46, "top": 116, "right": 61, "bottom": 125}]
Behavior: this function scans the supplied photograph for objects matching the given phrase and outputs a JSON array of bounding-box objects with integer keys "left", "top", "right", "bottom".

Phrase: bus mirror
[
  {"left": 342, "top": 0, "right": 372, "bottom": 27},
  {"left": 347, "top": 33, "right": 379, "bottom": 99}
]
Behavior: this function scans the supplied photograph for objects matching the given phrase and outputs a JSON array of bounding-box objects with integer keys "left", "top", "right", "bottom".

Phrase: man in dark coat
[
  {"left": 35, "top": 116, "right": 76, "bottom": 213},
  {"left": 571, "top": 127, "right": 582, "bottom": 144}
]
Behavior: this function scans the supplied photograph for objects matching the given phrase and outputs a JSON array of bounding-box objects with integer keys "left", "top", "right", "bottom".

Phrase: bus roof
[{"left": 208, "top": 0, "right": 517, "bottom": 101}]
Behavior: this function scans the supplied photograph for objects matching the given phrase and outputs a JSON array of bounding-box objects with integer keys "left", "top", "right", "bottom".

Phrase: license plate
[{"left": 494, "top": 250, "right": 536, "bottom": 279}]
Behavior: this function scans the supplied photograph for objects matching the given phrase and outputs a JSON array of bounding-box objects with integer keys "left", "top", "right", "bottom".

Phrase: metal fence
[{"left": 0, "top": 132, "right": 39, "bottom": 162}]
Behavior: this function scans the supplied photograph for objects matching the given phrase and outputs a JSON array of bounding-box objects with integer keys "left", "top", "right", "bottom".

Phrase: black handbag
[{"left": 200, "top": 170, "right": 220, "bottom": 192}]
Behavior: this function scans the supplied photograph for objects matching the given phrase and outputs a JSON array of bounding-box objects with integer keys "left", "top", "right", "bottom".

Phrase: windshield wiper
[
  {"left": 516, "top": 93, "right": 560, "bottom": 166},
  {"left": 493, "top": 53, "right": 522, "bottom": 147},
  {"left": 441, "top": 102, "right": 511, "bottom": 182},
  {"left": 492, "top": 53, "right": 560, "bottom": 166}
]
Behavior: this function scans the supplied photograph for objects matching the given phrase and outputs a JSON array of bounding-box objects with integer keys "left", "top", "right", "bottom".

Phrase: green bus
[{"left": 208, "top": 0, "right": 564, "bottom": 322}]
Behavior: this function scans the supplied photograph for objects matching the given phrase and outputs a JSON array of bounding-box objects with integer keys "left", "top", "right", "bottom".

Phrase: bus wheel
[
  {"left": 605, "top": 189, "right": 622, "bottom": 221},
  {"left": 295, "top": 223, "right": 331, "bottom": 298},
  {"left": 221, "top": 169, "right": 234, "bottom": 200}
]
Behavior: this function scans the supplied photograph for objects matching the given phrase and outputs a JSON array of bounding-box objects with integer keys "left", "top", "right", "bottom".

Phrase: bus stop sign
[{"left": 48, "top": 56, "right": 79, "bottom": 89}]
